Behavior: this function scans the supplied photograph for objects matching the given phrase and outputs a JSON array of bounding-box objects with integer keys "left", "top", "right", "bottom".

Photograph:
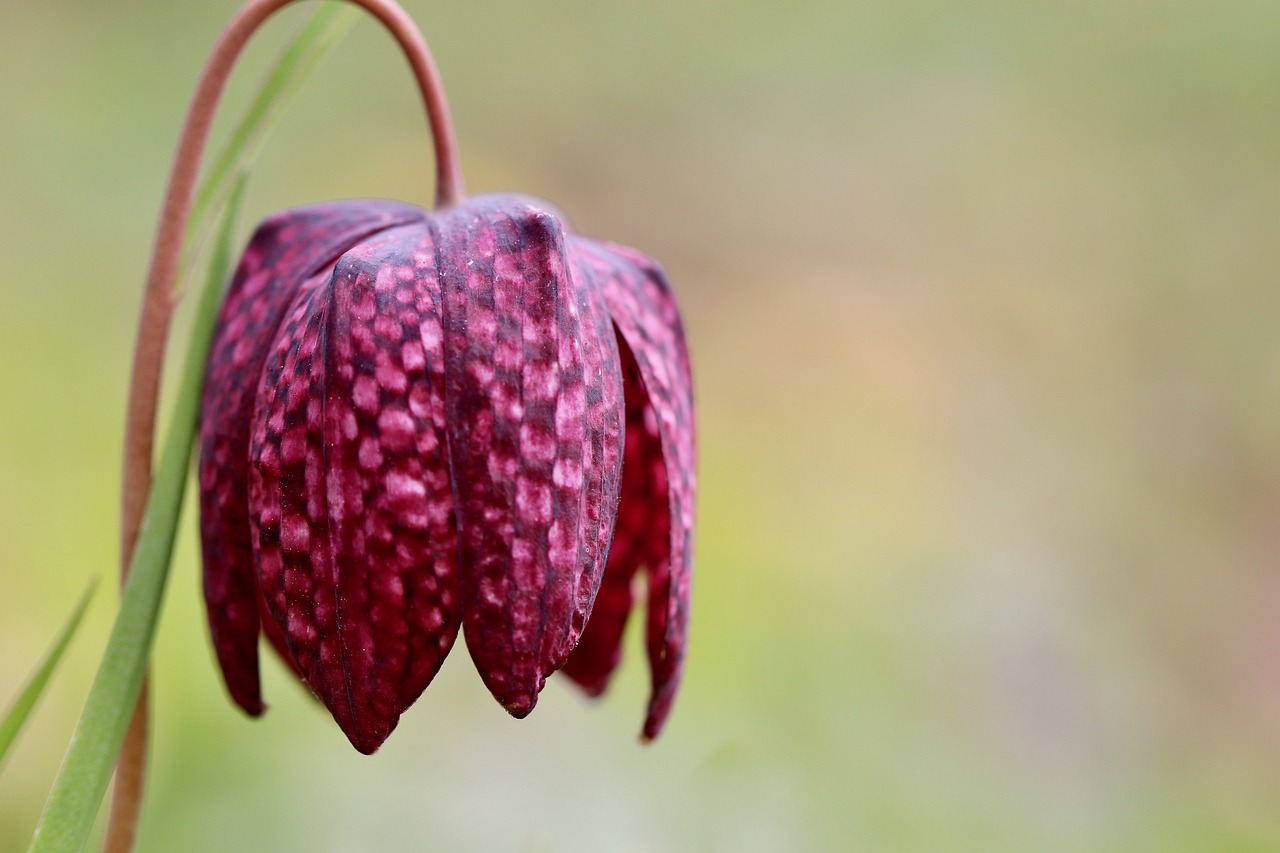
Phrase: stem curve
[{"left": 108, "top": 3, "right": 464, "bottom": 851}]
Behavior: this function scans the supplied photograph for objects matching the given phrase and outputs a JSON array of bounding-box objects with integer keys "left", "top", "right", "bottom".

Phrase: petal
[
  {"left": 566, "top": 235, "right": 626, "bottom": 653},
  {"left": 249, "top": 222, "right": 463, "bottom": 754},
  {"left": 571, "top": 238, "right": 695, "bottom": 741},
  {"left": 435, "top": 196, "right": 622, "bottom": 717},
  {"left": 246, "top": 267, "right": 334, "bottom": 703},
  {"left": 199, "top": 200, "right": 424, "bottom": 716},
  {"left": 560, "top": 344, "right": 660, "bottom": 695}
]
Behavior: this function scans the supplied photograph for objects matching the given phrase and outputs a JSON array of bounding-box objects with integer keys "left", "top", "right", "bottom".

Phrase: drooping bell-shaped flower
[{"left": 197, "top": 193, "right": 695, "bottom": 753}]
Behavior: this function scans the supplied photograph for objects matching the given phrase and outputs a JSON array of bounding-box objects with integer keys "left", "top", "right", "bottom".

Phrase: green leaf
[
  {"left": 180, "top": 0, "right": 358, "bottom": 286},
  {"left": 26, "top": 174, "right": 250, "bottom": 853},
  {"left": 0, "top": 579, "right": 98, "bottom": 769}
]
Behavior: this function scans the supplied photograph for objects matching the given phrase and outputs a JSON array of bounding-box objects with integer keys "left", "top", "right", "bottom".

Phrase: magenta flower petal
[
  {"left": 199, "top": 201, "right": 424, "bottom": 716},
  {"left": 249, "top": 223, "right": 464, "bottom": 753},
  {"left": 569, "top": 238, "right": 696, "bottom": 741},
  {"left": 323, "top": 225, "right": 464, "bottom": 738},
  {"left": 248, "top": 265, "right": 339, "bottom": 708},
  {"left": 560, "top": 345, "right": 661, "bottom": 696},
  {"left": 436, "top": 197, "right": 623, "bottom": 716}
]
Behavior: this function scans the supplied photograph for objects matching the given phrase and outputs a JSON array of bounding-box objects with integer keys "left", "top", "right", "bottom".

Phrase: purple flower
[{"left": 197, "top": 194, "right": 694, "bottom": 753}]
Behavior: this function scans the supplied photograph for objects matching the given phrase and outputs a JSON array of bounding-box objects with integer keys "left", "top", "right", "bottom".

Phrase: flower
[{"left": 197, "top": 194, "right": 694, "bottom": 753}]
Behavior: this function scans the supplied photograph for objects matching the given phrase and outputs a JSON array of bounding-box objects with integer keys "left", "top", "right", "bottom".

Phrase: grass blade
[
  {"left": 26, "top": 174, "right": 251, "bottom": 853},
  {"left": 180, "top": 0, "right": 358, "bottom": 284},
  {"left": 0, "top": 579, "right": 99, "bottom": 769}
]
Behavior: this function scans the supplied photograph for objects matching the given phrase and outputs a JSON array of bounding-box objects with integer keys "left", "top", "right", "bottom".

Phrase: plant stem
[
  {"left": 99, "top": 689, "right": 146, "bottom": 853},
  {"left": 108, "top": 2, "right": 464, "bottom": 851}
]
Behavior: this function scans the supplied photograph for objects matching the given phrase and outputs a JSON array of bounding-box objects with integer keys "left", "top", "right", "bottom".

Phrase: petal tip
[
  {"left": 640, "top": 714, "right": 664, "bottom": 744},
  {"left": 561, "top": 665, "right": 611, "bottom": 698},
  {"left": 349, "top": 737, "right": 385, "bottom": 756},
  {"left": 580, "top": 682, "right": 610, "bottom": 700},
  {"left": 221, "top": 669, "right": 266, "bottom": 718},
  {"left": 641, "top": 681, "right": 679, "bottom": 743},
  {"left": 338, "top": 716, "right": 396, "bottom": 755},
  {"left": 502, "top": 692, "right": 539, "bottom": 719}
]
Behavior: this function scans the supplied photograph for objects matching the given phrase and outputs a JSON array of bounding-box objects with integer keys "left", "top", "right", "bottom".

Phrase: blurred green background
[{"left": 2, "top": 0, "right": 1280, "bottom": 850}]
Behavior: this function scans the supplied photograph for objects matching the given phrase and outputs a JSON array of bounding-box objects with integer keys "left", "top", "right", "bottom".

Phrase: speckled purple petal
[
  {"left": 248, "top": 223, "right": 465, "bottom": 754},
  {"left": 565, "top": 236, "right": 625, "bottom": 655},
  {"left": 436, "top": 196, "right": 622, "bottom": 717},
  {"left": 246, "top": 265, "right": 329, "bottom": 681},
  {"left": 561, "top": 345, "right": 661, "bottom": 696},
  {"left": 199, "top": 200, "right": 424, "bottom": 716},
  {"left": 571, "top": 237, "right": 695, "bottom": 741}
]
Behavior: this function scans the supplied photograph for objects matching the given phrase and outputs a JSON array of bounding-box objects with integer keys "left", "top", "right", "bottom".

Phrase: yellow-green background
[{"left": 3, "top": 0, "right": 1279, "bottom": 850}]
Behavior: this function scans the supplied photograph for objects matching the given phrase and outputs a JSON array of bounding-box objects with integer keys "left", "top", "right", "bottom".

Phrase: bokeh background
[{"left": 2, "top": 0, "right": 1279, "bottom": 850}]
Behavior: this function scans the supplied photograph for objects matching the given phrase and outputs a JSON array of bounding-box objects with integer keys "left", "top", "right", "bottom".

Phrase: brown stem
[
  {"left": 101, "top": 684, "right": 148, "bottom": 853},
  {"left": 106, "top": 2, "right": 465, "bottom": 851}
]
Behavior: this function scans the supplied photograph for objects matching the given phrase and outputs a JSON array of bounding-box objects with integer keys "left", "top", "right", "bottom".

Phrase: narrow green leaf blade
[
  {"left": 26, "top": 174, "right": 251, "bottom": 853},
  {"left": 0, "top": 579, "right": 99, "bottom": 769},
  {"left": 181, "top": 0, "right": 358, "bottom": 281}
]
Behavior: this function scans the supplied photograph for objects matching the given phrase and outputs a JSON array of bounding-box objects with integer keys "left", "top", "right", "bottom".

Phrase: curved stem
[{"left": 108, "top": 2, "right": 464, "bottom": 851}]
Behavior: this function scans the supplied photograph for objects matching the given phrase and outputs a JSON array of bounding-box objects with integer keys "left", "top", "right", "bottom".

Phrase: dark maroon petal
[
  {"left": 565, "top": 234, "right": 625, "bottom": 655},
  {"left": 436, "top": 196, "right": 622, "bottom": 717},
  {"left": 247, "top": 267, "right": 334, "bottom": 712},
  {"left": 571, "top": 238, "right": 695, "bottom": 741},
  {"left": 199, "top": 200, "right": 424, "bottom": 716},
  {"left": 561, "top": 345, "right": 659, "bottom": 695},
  {"left": 249, "top": 223, "right": 463, "bottom": 754},
  {"left": 321, "top": 223, "right": 464, "bottom": 747}
]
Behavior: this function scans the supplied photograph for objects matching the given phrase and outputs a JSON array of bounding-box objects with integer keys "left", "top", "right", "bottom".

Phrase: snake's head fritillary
[{"left": 197, "top": 194, "right": 694, "bottom": 753}]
